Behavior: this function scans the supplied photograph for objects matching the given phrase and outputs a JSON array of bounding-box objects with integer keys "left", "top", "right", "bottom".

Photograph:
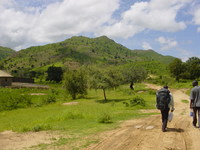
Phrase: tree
[
  {"left": 0, "top": 64, "right": 4, "bottom": 70},
  {"left": 63, "top": 68, "right": 87, "bottom": 100},
  {"left": 88, "top": 67, "right": 122, "bottom": 101},
  {"left": 122, "top": 65, "right": 147, "bottom": 90},
  {"left": 185, "top": 57, "right": 200, "bottom": 80},
  {"left": 169, "top": 58, "right": 184, "bottom": 82},
  {"left": 46, "top": 66, "right": 63, "bottom": 82}
]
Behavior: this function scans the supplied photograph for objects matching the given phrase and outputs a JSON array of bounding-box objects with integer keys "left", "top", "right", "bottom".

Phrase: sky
[{"left": 0, "top": 0, "right": 200, "bottom": 61}]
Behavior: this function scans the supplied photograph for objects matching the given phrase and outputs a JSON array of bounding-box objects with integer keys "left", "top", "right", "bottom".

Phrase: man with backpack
[
  {"left": 156, "top": 86, "right": 175, "bottom": 132},
  {"left": 190, "top": 80, "right": 200, "bottom": 128}
]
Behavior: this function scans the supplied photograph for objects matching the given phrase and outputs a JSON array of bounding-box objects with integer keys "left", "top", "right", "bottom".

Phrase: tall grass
[
  {"left": 0, "top": 87, "right": 69, "bottom": 111},
  {"left": 146, "top": 76, "right": 193, "bottom": 89},
  {"left": 0, "top": 83, "right": 158, "bottom": 149}
]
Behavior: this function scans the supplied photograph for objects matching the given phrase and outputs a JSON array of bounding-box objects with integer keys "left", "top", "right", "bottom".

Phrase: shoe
[
  {"left": 193, "top": 124, "right": 198, "bottom": 128},
  {"left": 162, "top": 128, "right": 167, "bottom": 132}
]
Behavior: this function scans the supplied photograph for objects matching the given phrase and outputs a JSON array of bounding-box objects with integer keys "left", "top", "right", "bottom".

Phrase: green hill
[
  {"left": 1, "top": 36, "right": 176, "bottom": 77},
  {"left": 0, "top": 46, "right": 16, "bottom": 61},
  {"left": 133, "top": 49, "right": 175, "bottom": 64}
]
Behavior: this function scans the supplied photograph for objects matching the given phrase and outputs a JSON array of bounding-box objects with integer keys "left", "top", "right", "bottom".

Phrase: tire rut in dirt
[
  {"left": 173, "top": 117, "right": 193, "bottom": 150},
  {"left": 85, "top": 116, "right": 161, "bottom": 150}
]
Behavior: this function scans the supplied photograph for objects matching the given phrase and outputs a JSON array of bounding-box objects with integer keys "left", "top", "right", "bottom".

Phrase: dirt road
[
  {"left": 84, "top": 84, "right": 200, "bottom": 150},
  {"left": 1, "top": 84, "right": 200, "bottom": 150}
]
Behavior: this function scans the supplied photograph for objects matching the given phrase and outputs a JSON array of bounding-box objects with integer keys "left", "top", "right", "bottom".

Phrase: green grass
[
  {"left": 181, "top": 99, "right": 189, "bottom": 103},
  {"left": 0, "top": 83, "right": 157, "bottom": 149},
  {"left": 169, "top": 80, "right": 193, "bottom": 89},
  {"left": 146, "top": 77, "right": 193, "bottom": 89}
]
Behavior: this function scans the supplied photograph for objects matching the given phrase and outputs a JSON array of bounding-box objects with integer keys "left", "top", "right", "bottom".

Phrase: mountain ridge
[
  {"left": 1, "top": 36, "right": 176, "bottom": 77},
  {"left": 0, "top": 46, "right": 16, "bottom": 61}
]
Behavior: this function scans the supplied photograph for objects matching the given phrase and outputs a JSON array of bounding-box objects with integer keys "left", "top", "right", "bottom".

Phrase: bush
[
  {"left": 22, "top": 124, "right": 51, "bottom": 132},
  {"left": 63, "top": 69, "right": 87, "bottom": 100},
  {"left": 43, "top": 95, "right": 56, "bottom": 104},
  {"left": 123, "top": 96, "right": 146, "bottom": 107},
  {"left": 98, "top": 113, "right": 113, "bottom": 123},
  {"left": 42, "top": 89, "right": 58, "bottom": 104},
  {"left": 32, "top": 124, "right": 51, "bottom": 132},
  {"left": 148, "top": 89, "right": 156, "bottom": 95},
  {"left": 64, "top": 112, "right": 84, "bottom": 120},
  {"left": 0, "top": 94, "right": 32, "bottom": 111}
]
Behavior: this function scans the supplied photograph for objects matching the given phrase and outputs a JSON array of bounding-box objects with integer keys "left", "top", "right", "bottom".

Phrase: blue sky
[{"left": 0, "top": 0, "right": 200, "bottom": 61}]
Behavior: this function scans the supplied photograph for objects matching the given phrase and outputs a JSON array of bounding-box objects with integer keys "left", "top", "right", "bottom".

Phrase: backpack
[{"left": 156, "top": 88, "right": 170, "bottom": 110}]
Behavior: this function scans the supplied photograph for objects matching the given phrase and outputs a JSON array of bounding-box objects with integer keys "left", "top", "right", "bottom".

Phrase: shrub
[
  {"left": 31, "top": 124, "right": 51, "bottom": 132},
  {"left": 63, "top": 69, "right": 87, "bottom": 100},
  {"left": 0, "top": 94, "right": 32, "bottom": 111},
  {"left": 43, "top": 95, "right": 56, "bottom": 104},
  {"left": 98, "top": 113, "right": 113, "bottom": 123},
  {"left": 130, "top": 96, "right": 146, "bottom": 106},
  {"left": 123, "top": 96, "right": 146, "bottom": 107},
  {"left": 148, "top": 89, "right": 156, "bottom": 95},
  {"left": 32, "top": 125, "right": 43, "bottom": 132},
  {"left": 64, "top": 112, "right": 84, "bottom": 120},
  {"left": 42, "top": 89, "right": 57, "bottom": 104},
  {"left": 46, "top": 66, "right": 63, "bottom": 83}
]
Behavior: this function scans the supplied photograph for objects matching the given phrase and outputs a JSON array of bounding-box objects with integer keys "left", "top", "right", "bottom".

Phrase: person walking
[
  {"left": 190, "top": 80, "right": 200, "bottom": 128},
  {"left": 156, "top": 86, "right": 175, "bottom": 132}
]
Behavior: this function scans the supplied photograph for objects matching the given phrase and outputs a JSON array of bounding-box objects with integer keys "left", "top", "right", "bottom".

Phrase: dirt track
[
  {"left": 1, "top": 84, "right": 200, "bottom": 150},
  {"left": 84, "top": 84, "right": 200, "bottom": 150}
]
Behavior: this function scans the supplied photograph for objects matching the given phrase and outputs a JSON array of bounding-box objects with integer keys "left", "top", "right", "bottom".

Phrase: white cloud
[
  {"left": 0, "top": 0, "right": 194, "bottom": 50},
  {"left": 142, "top": 42, "right": 152, "bottom": 50},
  {"left": 98, "top": 0, "right": 191, "bottom": 38},
  {"left": 0, "top": 1, "right": 35, "bottom": 49},
  {"left": 189, "top": 0, "right": 200, "bottom": 32},
  {"left": 193, "top": 7, "right": 200, "bottom": 32},
  {"left": 193, "top": 6, "right": 200, "bottom": 24},
  {"left": 0, "top": 0, "right": 119, "bottom": 49},
  {"left": 0, "top": 0, "right": 15, "bottom": 7},
  {"left": 156, "top": 36, "right": 178, "bottom": 50},
  {"left": 177, "top": 48, "right": 194, "bottom": 62},
  {"left": 30, "top": 0, "right": 119, "bottom": 42}
]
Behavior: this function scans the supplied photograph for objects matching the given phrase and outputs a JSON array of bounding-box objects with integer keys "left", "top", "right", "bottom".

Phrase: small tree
[
  {"left": 185, "top": 57, "right": 200, "bottom": 80},
  {"left": 63, "top": 69, "right": 87, "bottom": 100},
  {"left": 122, "top": 65, "right": 147, "bottom": 90},
  {"left": 169, "top": 58, "right": 184, "bottom": 82},
  {"left": 88, "top": 67, "right": 122, "bottom": 101},
  {"left": 46, "top": 66, "right": 63, "bottom": 82}
]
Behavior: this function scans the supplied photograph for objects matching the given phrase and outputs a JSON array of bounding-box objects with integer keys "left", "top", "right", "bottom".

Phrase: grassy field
[
  {"left": 147, "top": 75, "right": 193, "bottom": 90},
  {"left": 0, "top": 83, "right": 159, "bottom": 149}
]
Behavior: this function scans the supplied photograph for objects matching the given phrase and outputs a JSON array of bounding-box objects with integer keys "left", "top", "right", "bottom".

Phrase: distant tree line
[
  {"left": 8, "top": 63, "right": 147, "bottom": 100},
  {"left": 169, "top": 57, "right": 200, "bottom": 82},
  {"left": 49, "top": 64, "right": 147, "bottom": 100}
]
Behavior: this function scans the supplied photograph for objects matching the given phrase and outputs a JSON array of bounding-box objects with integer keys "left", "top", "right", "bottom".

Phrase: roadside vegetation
[
  {"left": 0, "top": 36, "right": 199, "bottom": 149},
  {"left": 0, "top": 83, "right": 157, "bottom": 149}
]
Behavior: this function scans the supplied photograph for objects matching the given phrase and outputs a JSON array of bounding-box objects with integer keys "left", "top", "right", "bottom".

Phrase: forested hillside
[
  {"left": 1, "top": 36, "right": 176, "bottom": 78},
  {"left": 0, "top": 46, "right": 16, "bottom": 61},
  {"left": 133, "top": 49, "right": 175, "bottom": 64}
]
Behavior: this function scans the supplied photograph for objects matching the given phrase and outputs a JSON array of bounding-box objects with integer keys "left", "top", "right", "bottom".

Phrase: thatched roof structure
[{"left": 0, "top": 70, "right": 13, "bottom": 77}]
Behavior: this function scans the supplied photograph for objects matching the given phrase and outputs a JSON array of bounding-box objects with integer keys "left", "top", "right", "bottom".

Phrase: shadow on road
[{"left": 167, "top": 128, "right": 184, "bottom": 132}]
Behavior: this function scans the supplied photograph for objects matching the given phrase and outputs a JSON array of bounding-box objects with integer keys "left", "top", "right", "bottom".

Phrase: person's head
[
  {"left": 163, "top": 85, "right": 168, "bottom": 89},
  {"left": 192, "top": 80, "right": 198, "bottom": 87}
]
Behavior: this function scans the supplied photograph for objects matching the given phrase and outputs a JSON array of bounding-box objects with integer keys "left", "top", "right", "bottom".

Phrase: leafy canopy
[{"left": 63, "top": 68, "right": 87, "bottom": 100}]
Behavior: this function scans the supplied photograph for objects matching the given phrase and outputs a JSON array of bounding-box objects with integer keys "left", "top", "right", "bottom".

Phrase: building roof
[{"left": 0, "top": 70, "right": 13, "bottom": 77}]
